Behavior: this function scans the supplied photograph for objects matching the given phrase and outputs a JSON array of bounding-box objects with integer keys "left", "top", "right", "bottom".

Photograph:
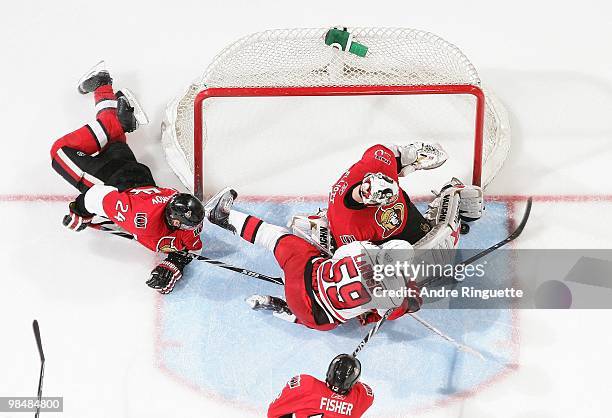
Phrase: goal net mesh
[{"left": 162, "top": 27, "right": 510, "bottom": 193}]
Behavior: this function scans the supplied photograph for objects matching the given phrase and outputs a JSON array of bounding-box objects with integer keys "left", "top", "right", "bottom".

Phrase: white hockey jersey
[{"left": 312, "top": 241, "right": 408, "bottom": 323}]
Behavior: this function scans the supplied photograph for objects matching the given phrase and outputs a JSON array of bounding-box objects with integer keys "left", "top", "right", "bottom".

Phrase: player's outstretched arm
[{"left": 61, "top": 185, "right": 118, "bottom": 232}]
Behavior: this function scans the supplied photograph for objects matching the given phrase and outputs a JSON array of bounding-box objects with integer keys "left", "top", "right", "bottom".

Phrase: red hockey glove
[
  {"left": 358, "top": 310, "right": 382, "bottom": 326},
  {"left": 388, "top": 281, "right": 423, "bottom": 320},
  {"left": 62, "top": 201, "right": 93, "bottom": 232}
]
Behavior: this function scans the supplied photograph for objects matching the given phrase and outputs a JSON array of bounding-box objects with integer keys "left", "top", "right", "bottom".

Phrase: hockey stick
[
  {"left": 180, "top": 252, "right": 284, "bottom": 285},
  {"left": 32, "top": 320, "right": 45, "bottom": 418},
  {"left": 87, "top": 222, "right": 284, "bottom": 285},
  {"left": 420, "top": 196, "right": 533, "bottom": 288},
  {"left": 350, "top": 198, "right": 532, "bottom": 357},
  {"left": 408, "top": 313, "right": 485, "bottom": 360},
  {"left": 352, "top": 309, "right": 393, "bottom": 357}
]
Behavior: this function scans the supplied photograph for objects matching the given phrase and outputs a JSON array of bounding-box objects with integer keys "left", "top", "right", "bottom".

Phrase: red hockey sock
[
  {"left": 229, "top": 210, "right": 289, "bottom": 251},
  {"left": 93, "top": 84, "right": 126, "bottom": 143}
]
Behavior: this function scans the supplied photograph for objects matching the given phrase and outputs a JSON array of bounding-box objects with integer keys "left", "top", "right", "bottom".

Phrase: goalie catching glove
[
  {"left": 147, "top": 251, "right": 193, "bottom": 294},
  {"left": 386, "top": 141, "right": 448, "bottom": 176}
]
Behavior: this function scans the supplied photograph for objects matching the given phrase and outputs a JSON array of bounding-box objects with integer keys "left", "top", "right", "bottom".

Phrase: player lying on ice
[
  {"left": 205, "top": 188, "right": 423, "bottom": 331},
  {"left": 50, "top": 62, "right": 205, "bottom": 294},
  {"left": 267, "top": 354, "right": 373, "bottom": 418}
]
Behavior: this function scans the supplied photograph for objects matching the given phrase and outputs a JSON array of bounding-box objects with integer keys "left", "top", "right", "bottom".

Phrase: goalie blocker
[{"left": 415, "top": 178, "right": 483, "bottom": 271}]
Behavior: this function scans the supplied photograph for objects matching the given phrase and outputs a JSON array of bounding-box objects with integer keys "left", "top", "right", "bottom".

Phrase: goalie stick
[
  {"left": 420, "top": 196, "right": 533, "bottom": 288},
  {"left": 87, "top": 222, "right": 284, "bottom": 285},
  {"left": 351, "top": 197, "right": 533, "bottom": 357},
  {"left": 32, "top": 320, "right": 45, "bottom": 418}
]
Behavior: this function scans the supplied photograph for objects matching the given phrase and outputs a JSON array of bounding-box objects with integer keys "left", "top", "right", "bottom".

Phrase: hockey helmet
[
  {"left": 165, "top": 193, "right": 205, "bottom": 230},
  {"left": 326, "top": 354, "right": 361, "bottom": 395},
  {"left": 360, "top": 172, "right": 399, "bottom": 206}
]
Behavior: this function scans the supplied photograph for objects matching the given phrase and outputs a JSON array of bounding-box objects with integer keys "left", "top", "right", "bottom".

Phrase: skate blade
[
  {"left": 120, "top": 88, "right": 149, "bottom": 126},
  {"left": 77, "top": 60, "right": 106, "bottom": 93},
  {"left": 204, "top": 187, "right": 235, "bottom": 214}
]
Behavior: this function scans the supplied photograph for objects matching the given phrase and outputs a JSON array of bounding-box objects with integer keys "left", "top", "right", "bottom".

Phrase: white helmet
[
  {"left": 360, "top": 172, "right": 399, "bottom": 206},
  {"left": 355, "top": 240, "right": 414, "bottom": 308}
]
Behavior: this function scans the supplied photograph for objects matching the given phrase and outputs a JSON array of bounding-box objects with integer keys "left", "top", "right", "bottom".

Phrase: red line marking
[{"left": 3, "top": 193, "right": 612, "bottom": 203}]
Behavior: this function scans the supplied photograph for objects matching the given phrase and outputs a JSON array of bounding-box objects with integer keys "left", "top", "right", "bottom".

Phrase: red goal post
[{"left": 162, "top": 27, "right": 510, "bottom": 200}]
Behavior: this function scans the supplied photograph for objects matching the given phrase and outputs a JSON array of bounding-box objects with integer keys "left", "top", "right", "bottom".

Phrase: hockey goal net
[{"left": 162, "top": 27, "right": 510, "bottom": 199}]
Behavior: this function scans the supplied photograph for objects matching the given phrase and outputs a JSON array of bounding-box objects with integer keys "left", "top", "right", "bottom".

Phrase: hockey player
[
  {"left": 327, "top": 142, "right": 450, "bottom": 248},
  {"left": 268, "top": 354, "right": 373, "bottom": 418},
  {"left": 50, "top": 62, "right": 204, "bottom": 294},
  {"left": 205, "top": 188, "right": 422, "bottom": 331},
  {"left": 291, "top": 143, "right": 484, "bottom": 293}
]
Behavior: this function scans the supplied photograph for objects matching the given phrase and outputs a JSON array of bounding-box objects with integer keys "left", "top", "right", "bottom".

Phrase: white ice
[{"left": 1, "top": 1, "right": 612, "bottom": 417}]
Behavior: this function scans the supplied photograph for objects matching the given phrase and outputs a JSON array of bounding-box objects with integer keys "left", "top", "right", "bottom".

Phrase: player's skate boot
[
  {"left": 77, "top": 60, "right": 112, "bottom": 94},
  {"left": 204, "top": 187, "right": 238, "bottom": 233},
  {"left": 246, "top": 295, "right": 286, "bottom": 312},
  {"left": 246, "top": 295, "right": 296, "bottom": 323},
  {"left": 115, "top": 89, "right": 149, "bottom": 133}
]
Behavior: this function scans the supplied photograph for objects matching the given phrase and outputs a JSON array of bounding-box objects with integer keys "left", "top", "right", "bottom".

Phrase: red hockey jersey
[
  {"left": 83, "top": 185, "right": 203, "bottom": 252},
  {"left": 328, "top": 144, "right": 410, "bottom": 247},
  {"left": 268, "top": 374, "right": 374, "bottom": 418}
]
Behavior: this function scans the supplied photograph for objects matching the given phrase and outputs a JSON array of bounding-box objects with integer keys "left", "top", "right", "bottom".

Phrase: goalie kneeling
[{"left": 204, "top": 187, "right": 475, "bottom": 331}]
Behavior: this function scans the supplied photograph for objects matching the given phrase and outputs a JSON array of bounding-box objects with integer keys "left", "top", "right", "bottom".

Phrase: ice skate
[
  {"left": 77, "top": 60, "right": 112, "bottom": 94},
  {"left": 115, "top": 90, "right": 148, "bottom": 133},
  {"left": 204, "top": 187, "right": 238, "bottom": 233}
]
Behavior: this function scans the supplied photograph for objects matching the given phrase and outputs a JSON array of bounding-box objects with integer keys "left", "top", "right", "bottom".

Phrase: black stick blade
[{"left": 33, "top": 320, "right": 45, "bottom": 363}]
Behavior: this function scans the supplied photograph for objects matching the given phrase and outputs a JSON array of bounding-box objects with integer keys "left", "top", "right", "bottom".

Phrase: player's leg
[
  {"left": 205, "top": 189, "right": 336, "bottom": 330},
  {"left": 51, "top": 64, "right": 149, "bottom": 191},
  {"left": 78, "top": 61, "right": 148, "bottom": 139},
  {"left": 205, "top": 188, "right": 291, "bottom": 252}
]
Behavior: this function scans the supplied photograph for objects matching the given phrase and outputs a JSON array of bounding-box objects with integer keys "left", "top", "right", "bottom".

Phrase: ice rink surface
[{"left": 1, "top": 1, "right": 612, "bottom": 417}]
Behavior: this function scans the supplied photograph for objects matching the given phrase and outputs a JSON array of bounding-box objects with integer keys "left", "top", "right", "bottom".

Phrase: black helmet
[
  {"left": 325, "top": 354, "right": 361, "bottom": 395},
  {"left": 165, "top": 193, "right": 205, "bottom": 230}
]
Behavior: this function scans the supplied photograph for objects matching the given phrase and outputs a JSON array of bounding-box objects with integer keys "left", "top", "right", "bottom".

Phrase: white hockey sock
[{"left": 229, "top": 210, "right": 289, "bottom": 252}]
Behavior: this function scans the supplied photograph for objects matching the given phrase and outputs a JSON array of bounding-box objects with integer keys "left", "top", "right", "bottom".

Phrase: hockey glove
[
  {"left": 147, "top": 251, "right": 193, "bottom": 294},
  {"left": 358, "top": 310, "right": 382, "bottom": 326},
  {"left": 386, "top": 142, "right": 448, "bottom": 176},
  {"left": 386, "top": 281, "right": 423, "bottom": 320},
  {"left": 62, "top": 200, "right": 94, "bottom": 232}
]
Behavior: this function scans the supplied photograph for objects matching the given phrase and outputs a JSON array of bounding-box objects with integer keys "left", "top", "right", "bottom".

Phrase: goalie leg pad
[{"left": 288, "top": 210, "right": 335, "bottom": 254}]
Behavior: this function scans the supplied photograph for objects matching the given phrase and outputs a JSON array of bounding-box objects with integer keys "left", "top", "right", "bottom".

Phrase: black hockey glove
[
  {"left": 146, "top": 251, "right": 193, "bottom": 294},
  {"left": 62, "top": 199, "right": 94, "bottom": 232}
]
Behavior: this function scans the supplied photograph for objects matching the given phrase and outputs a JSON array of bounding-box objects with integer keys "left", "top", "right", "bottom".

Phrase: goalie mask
[
  {"left": 360, "top": 172, "right": 399, "bottom": 206},
  {"left": 326, "top": 354, "right": 361, "bottom": 395},
  {"left": 165, "top": 193, "right": 205, "bottom": 230}
]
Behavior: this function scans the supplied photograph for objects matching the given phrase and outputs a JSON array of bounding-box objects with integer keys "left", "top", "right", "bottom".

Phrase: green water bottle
[{"left": 324, "top": 27, "right": 368, "bottom": 57}]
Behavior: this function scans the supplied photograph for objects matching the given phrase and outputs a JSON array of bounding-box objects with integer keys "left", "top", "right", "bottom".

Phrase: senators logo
[
  {"left": 157, "top": 236, "right": 178, "bottom": 252},
  {"left": 375, "top": 202, "right": 405, "bottom": 238}
]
